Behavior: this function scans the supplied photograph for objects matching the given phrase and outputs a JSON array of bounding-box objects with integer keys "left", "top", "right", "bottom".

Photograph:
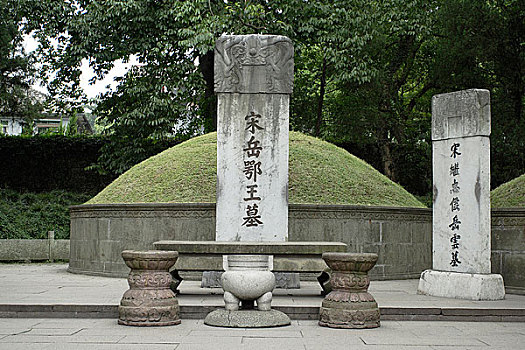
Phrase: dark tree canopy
[
  {"left": 0, "top": 0, "right": 43, "bottom": 126},
  {"left": 10, "top": 0, "right": 524, "bottom": 196}
]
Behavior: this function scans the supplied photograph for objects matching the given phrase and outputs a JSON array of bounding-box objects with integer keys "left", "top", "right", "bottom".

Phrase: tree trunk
[
  {"left": 314, "top": 57, "right": 327, "bottom": 137},
  {"left": 380, "top": 141, "right": 396, "bottom": 182},
  {"left": 199, "top": 50, "right": 217, "bottom": 131}
]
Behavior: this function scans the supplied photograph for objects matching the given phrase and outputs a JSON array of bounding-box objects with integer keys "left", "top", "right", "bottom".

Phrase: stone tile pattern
[
  {"left": 431, "top": 89, "right": 491, "bottom": 273},
  {"left": 215, "top": 34, "right": 293, "bottom": 242},
  {"left": 118, "top": 250, "right": 181, "bottom": 326},
  {"left": 319, "top": 253, "right": 380, "bottom": 328},
  {"left": 4, "top": 318, "right": 524, "bottom": 349}
]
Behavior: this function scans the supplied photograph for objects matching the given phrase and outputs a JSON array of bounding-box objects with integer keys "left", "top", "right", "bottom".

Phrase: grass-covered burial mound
[
  {"left": 88, "top": 132, "right": 424, "bottom": 208},
  {"left": 491, "top": 173, "right": 525, "bottom": 208}
]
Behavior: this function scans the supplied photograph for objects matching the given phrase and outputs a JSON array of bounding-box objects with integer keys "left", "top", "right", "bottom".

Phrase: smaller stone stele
[
  {"left": 204, "top": 254, "right": 291, "bottom": 328},
  {"left": 319, "top": 253, "right": 380, "bottom": 329},
  {"left": 118, "top": 250, "right": 181, "bottom": 327}
]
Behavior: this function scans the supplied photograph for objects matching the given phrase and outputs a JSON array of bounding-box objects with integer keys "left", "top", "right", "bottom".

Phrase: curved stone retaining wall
[
  {"left": 69, "top": 203, "right": 216, "bottom": 277},
  {"left": 69, "top": 204, "right": 524, "bottom": 293},
  {"left": 69, "top": 203, "right": 432, "bottom": 280},
  {"left": 491, "top": 209, "right": 525, "bottom": 295},
  {"left": 288, "top": 205, "right": 432, "bottom": 280}
]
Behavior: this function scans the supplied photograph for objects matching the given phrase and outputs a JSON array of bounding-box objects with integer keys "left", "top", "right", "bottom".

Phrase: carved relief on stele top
[{"left": 214, "top": 34, "right": 294, "bottom": 94}]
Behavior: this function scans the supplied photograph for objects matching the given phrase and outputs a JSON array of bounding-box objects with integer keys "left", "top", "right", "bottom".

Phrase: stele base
[
  {"left": 204, "top": 309, "right": 291, "bottom": 328},
  {"left": 417, "top": 269, "right": 505, "bottom": 301}
]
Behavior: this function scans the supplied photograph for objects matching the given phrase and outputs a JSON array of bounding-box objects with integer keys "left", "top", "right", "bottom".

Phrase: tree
[
  {"left": 291, "top": 0, "right": 438, "bottom": 187},
  {"left": 0, "top": 0, "right": 42, "bottom": 125},
  {"left": 18, "top": 1, "right": 313, "bottom": 172},
  {"left": 23, "top": 0, "right": 305, "bottom": 173},
  {"left": 22, "top": 0, "right": 524, "bottom": 195},
  {"left": 431, "top": 0, "right": 525, "bottom": 188}
]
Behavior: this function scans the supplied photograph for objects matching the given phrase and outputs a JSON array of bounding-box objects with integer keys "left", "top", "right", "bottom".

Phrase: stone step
[{"left": 1, "top": 304, "right": 524, "bottom": 322}]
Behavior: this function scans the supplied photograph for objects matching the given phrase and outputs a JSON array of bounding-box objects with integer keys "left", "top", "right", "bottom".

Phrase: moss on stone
[
  {"left": 491, "top": 173, "right": 525, "bottom": 208},
  {"left": 88, "top": 132, "right": 425, "bottom": 208}
]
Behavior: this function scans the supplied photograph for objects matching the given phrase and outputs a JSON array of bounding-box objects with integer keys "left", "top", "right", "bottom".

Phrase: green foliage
[
  {"left": 0, "top": 189, "right": 90, "bottom": 239},
  {"left": 431, "top": 0, "right": 525, "bottom": 189},
  {"left": 16, "top": 0, "right": 525, "bottom": 192},
  {"left": 0, "top": 0, "right": 43, "bottom": 123},
  {"left": 91, "top": 135, "right": 185, "bottom": 175},
  {"left": 24, "top": 1, "right": 434, "bottom": 175},
  {"left": 65, "top": 113, "right": 78, "bottom": 136},
  {"left": 88, "top": 132, "right": 424, "bottom": 208},
  {"left": 292, "top": 0, "right": 438, "bottom": 189},
  {"left": 0, "top": 134, "right": 114, "bottom": 194},
  {"left": 491, "top": 173, "right": 525, "bottom": 208}
]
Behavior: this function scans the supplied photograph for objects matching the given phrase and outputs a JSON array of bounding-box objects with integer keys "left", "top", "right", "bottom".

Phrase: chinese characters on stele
[{"left": 242, "top": 112, "right": 264, "bottom": 228}]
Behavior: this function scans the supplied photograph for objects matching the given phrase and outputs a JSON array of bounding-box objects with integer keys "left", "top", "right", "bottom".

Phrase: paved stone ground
[
  {"left": 1, "top": 263, "right": 524, "bottom": 349},
  {"left": 1, "top": 263, "right": 524, "bottom": 310},
  {"left": 1, "top": 318, "right": 524, "bottom": 350}
]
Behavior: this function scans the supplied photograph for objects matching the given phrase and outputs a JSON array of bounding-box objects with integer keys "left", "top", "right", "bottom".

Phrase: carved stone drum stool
[
  {"left": 118, "top": 250, "right": 181, "bottom": 326},
  {"left": 319, "top": 252, "right": 380, "bottom": 329}
]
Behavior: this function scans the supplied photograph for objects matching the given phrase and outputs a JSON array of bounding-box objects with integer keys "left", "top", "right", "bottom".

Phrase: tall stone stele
[
  {"left": 206, "top": 34, "right": 293, "bottom": 328},
  {"left": 215, "top": 34, "right": 293, "bottom": 242},
  {"left": 417, "top": 89, "right": 505, "bottom": 300}
]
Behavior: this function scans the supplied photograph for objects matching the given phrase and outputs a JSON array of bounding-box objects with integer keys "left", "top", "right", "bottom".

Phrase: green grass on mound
[
  {"left": 491, "top": 173, "right": 525, "bottom": 208},
  {"left": 88, "top": 132, "right": 424, "bottom": 208}
]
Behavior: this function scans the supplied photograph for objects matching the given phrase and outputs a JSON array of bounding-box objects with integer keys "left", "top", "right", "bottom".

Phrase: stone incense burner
[
  {"left": 204, "top": 253, "right": 291, "bottom": 327},
  {"left": 221, "top": 254, "right": 275, "bottom": 311}
]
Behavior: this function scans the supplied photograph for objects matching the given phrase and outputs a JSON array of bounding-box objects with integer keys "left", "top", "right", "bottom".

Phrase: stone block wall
[
  {"left": 0, "top": 239, "right": 70, "bottom": 261},
  {"left": 288, "top": 205, "right": 432, "bottom": 280},
  {"left": 69, "top": 204, "right": 215, "bottom": 277},
  {"left": 69, "top": 203, "right": 432, "bottom": 279},
  {"left": 491, "top": 209, "right": 525, "bottom": 294},
  {"left": 68, "top": 203, "right": 524, "bottom": 294}
]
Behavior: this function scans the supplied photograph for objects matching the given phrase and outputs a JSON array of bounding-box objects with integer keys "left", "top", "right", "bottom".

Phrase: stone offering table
[
  {"left": 118, "top": 250, "right": 181, "bottom": 326},
  {"left": 319, "top": 252, "right": 380, "bottom": 329},
  {"left": 153, "top": 240, "right": 347, "bottom": 288}
]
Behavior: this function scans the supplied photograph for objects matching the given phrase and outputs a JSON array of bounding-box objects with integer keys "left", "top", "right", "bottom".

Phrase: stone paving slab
[
  {"left": 1, "top": 263, "right": 525, "bottom": 322},
  {"left": 0, "top": 319, "right": 524, "bottom": 350}
]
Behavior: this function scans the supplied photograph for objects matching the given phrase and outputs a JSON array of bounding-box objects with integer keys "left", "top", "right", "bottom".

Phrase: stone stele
[
  {"left": 418, "top": 89, "right": 504, "bottom": 300},
  {"left": 215, "top": 34, "right": 293, "bottom": 242},
  {"left": 208, "top": 34, "right": 294, "bottom": 328}
]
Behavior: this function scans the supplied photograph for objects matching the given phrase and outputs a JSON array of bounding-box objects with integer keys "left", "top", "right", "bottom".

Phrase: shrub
[{"left": 0, "top": 189, "right": 90, "bottom": 239}]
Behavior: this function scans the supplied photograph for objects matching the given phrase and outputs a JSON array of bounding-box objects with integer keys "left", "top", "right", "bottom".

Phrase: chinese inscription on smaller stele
[
  {"left": 431, "top": 89, "right": 491, "bottom": 274},
  {"left": 448, "top": 142, "right": 462, "bottom": 267}
]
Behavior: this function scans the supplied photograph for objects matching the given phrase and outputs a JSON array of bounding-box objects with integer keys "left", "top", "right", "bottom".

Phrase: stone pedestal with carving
[
  {"left": 118, "top": 250, "right": 181, "bottom": 326},
  {"left": 319, "top": 253, "right": 380, "bottom": 329}
]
